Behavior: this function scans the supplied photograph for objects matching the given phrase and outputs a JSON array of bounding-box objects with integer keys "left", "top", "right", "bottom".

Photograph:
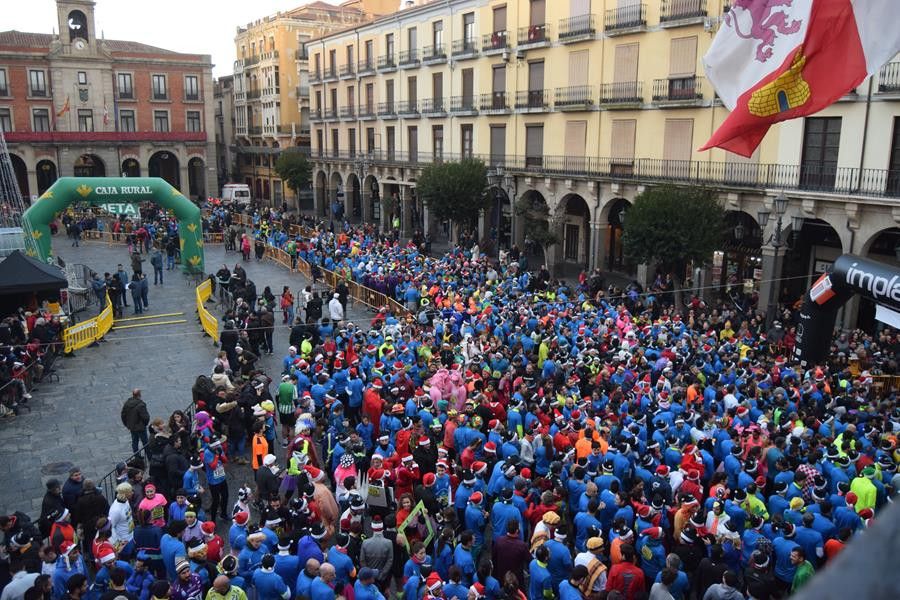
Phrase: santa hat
[
  {"left": 469, "top": 492, "right": 483, "bottom": 504},
  {"left": 423, "top": 473, "right": 436, "bottom": 486},
  {"left": 233, "top": 511, "right": 249, "bottom": 525},
  {"left": 418, "top": 436, "right": 431, "bottom": 447},
  {"left": 370, "top": 517, "right": 384, "bottom": 532},
  {"left": 484, "top": 442, "right": 497, "bottom": 454},
  {"left": 426, "top": 573, "right": 443, "bottom": 592},
  {"left": 641, "top": 527, "right": 664, "bottom": 540},
  {"left": 201, "top": 521, "right": 217, "bottom": 536},
  {"left": 469, "top": 583, "right": 486, "bottom": 599}
]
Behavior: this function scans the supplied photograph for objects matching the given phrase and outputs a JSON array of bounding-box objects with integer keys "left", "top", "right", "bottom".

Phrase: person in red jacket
[
  {"left": 606, "top": 544, "right": 646, "bottom": 600},
  {"left": 363, "top": 380, "right": 385, "bottom": 437},
  {"left": 200, "top": 521, "right": 224, "bottom": 563},
  {"left": 394, "top": 455, "right": 420, "bottom": 499}
]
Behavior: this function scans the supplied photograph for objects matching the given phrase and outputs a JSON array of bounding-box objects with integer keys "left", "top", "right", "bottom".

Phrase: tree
[
  {"left": 274, "top": 152, "right": 312, "bottom": 200},
  {"left": 621, "top": 185, "right": 724, "bottom": 308},
  {"left": 416, "top": 158, "right": 489, "bottom": 233},
  {"left": 514, "top": 194, "right": 560, "bottom": 272}
]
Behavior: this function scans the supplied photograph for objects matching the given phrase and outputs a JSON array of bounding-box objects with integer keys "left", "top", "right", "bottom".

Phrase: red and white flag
[{"left": 701, "top": 0, "right": 900, "bottom": 156}]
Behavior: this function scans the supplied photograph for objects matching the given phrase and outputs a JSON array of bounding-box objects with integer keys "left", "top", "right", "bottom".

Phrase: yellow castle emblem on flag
[{"left": 748, "top": 50, "right": 810, "bottom": 117}]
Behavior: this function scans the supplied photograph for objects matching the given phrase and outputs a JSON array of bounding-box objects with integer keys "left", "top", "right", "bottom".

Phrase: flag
[
  {"left": 701, "top": 0, "right": 900, "bottom": 157},
  {"left": 56, "top": 95, "right": 70, "bottom": 118}
]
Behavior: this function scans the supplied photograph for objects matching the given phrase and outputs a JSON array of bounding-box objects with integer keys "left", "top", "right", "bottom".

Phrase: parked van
[{"left": 221, "top": 184, "right": 252, "bottom": 208}]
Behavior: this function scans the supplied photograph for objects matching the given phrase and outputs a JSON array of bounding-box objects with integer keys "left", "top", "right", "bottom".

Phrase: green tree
[
  {"left": 274, "top": 151, "right": 313, "bottom": 200},
  {"left": 416, "top": 158, "right": 489, "bottom": 232},
  {"left": 621, "top": 185, "right": 724, "bottom": 308}
]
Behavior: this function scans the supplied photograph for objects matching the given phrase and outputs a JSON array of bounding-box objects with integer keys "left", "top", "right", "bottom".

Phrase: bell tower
[{"left": 56, "top": 0, "right": 97, "bottom": 50}]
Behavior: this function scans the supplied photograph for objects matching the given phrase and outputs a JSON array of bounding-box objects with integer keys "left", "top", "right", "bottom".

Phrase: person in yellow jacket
[{"left": 849, "top": 466, "right": 878, "bottom": 513}]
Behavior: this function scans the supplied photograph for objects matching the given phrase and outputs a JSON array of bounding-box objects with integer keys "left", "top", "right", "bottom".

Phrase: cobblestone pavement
[{"left": 0, "top": 237, "right": 374, "bottom": 516}]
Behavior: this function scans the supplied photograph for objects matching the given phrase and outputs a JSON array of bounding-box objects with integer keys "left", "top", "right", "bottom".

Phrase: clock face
[{"left": 74, "top": 39, "right": 86, "bottom": 50}]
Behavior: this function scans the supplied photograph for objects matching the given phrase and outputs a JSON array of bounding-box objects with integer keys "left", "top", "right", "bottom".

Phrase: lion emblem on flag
[{"left": 725, "top": 0, "right": 803, "bottom": 62}]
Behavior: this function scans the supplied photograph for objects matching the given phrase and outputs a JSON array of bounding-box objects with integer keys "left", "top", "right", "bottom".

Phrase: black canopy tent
[{"left": 0, "top": 250, "right": 68, "bottom": 314}]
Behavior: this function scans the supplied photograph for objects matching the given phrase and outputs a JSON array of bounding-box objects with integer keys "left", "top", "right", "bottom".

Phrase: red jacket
[{"left": 606, "top": 562, "right": 646, "bottom": 600}]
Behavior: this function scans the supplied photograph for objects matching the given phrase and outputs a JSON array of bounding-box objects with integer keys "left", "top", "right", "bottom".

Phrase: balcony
[
  {"left": 398, "top": 99, "right": 419, "bottom": 117},
  {"left": 555, "top": 85, "right": 595, "bottom": 110},
  {"left": 660, "top": 0, "right": 707, "bottom": 25},
  {"left": 480, "top": 92, "right": 510, "bottom": 113},
  {"left": 451, "top": 38, "right": 479, "bottom": 60},
  {"left": 310, "top": 69, "right": 322, "bottom": 84},
  {"left": 296, "top": 85, "right": 309, "bottom": 98},
  {"left": 449, "top": 95, "right": 478, "bottom": 115},
  {"left": 421, "top": 98, "right": 447, "bottom": 116},
  {"left": 324, "top": 107, "right": 339, "bottom": 121},
  {"left": 605, "top": 4, "right": 647, "bottom": 34},
  {"left": 599, "top": 81, "right": 644, "bottom": 107},
  {"left": 377, "top": 53, "right": 397, "bottom": 72},
  {"left": 559, "top": 14, "right": 596, "bottom": 42},
  {"left": 422, "top": 44, "right": 447, "bottom": 64},
  {"left": 246, "top": 89, "right": 261, "bottom": 100},
  {"left": 310, "top": 108, "right": 323, "bottom": 122},
  {"left": 339, "top": 106, "right": 356, "bottom": 119},
  {"left": 262, "top": 87, "right": 279, "bottom": 99},
  {"left": 518, "top": 24, "right": 550, "bottom": 49},
  {"left": 377, "top": 101, "right": 397, "bottom": 119},
  {"left": 877, "top": 62, "right": 900, "bottom": 93},
  {"left": 514, "top": 89, "right": 551, "bottom": 112},
  {"left": 339, "top": 64, "right": 355, "bottom": 79},
  {"left": 358, "top": 60, "right": 376, "bottom": 76},
  {"left": 248, "top": 126, "right": 263, "bottom": 135},
  {"left": 359, "top": 104, "right": 376, "bottom": 120},
  {"left": 295, "top": 48, "right": 308, "bottom": 61},
  {"left": 323, "top": 67, "right": 338, "bottom": 82},
  {"left": 652, "top": 76, "right": 704, "bottom": 105},
  {"left": 399, "top": 49, "right": 420, "bottom": 69},
  {"left": 244, "top": 55, "right": 260, "bottom": 67},
  {"left": 2, "top": 131, "right": 208, "bottom": 144},
  {"left": 260, "top": 50, "right": 279, "bottom": 64},
  {"left": 482, "top": 31, "right": 509, "bottom": 55}
]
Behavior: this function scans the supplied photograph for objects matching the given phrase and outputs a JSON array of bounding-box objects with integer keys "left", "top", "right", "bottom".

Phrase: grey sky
[{"left": 4, "top": 0, "right": 346, "bottom": 77}]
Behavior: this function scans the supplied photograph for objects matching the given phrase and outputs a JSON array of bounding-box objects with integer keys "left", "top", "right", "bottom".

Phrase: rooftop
[{"left": 0, "top": 30, "right": 206, "bottom": 58}]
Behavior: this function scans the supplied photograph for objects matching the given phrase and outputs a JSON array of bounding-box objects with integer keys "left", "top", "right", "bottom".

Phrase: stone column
[
  {"left": 422, "top": 202, "right": 432, "bottom": 236},
  {"left": 477, "top": 210, "right": 486, "bottom": 242},
  {"left": 545, "top": 216, "right": 563, "bottom": 276},
  {"left": 26, "top": 168, "right": 38, "bottom": 202},
  {"left": 179, "top": 165, "right": 190, "bottom": 196},
  {"left": 589, "top": 222, "right": 604, "bottom": 271}
]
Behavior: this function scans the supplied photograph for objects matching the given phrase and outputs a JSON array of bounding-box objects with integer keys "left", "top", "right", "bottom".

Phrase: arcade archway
[
  {"left": 559, "top": 193, "right": 591, "bottom": 268},
  {"left": 36, "top": 160, "right": 57, "bottom": 196},
  {"left": 121, "top": 158, "right": 140, "bottom": 178},
  {"left": 346, "top": 173, "right": 361, "bottom": 222},
  {"left": 10, "top": 154, "right": 30, "bottom": 200},
  {"left": 148, "top": 151, "right": 180, "bottom": 189},
  {"left": 188, "top": 157, "right": 206, "bottom": 200},
  {"left": 73, "top": 154, "right": 105, "bottom": 178}
]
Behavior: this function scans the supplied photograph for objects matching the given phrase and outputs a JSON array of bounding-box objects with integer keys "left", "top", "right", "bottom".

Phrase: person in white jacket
[{"left": 328, "top": 293, "right": 344, "bottom": 326}]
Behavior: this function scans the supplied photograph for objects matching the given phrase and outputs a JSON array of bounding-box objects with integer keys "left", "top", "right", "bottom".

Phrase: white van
[{"left": 221, "top": 184, "right": 252, "bottom": 208}]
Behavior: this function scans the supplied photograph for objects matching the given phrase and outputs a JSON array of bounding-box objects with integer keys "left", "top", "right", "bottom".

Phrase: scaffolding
[{"left": 0, "top": 128, "right": 38, "bottom": 258}]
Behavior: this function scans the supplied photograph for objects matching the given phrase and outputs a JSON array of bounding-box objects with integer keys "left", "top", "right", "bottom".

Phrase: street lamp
[
  {"left": 619, "top": 208, "right": 626, "bottom": 225},
  {"left": 758, "top": 191, "right": 798, "bottom": 329},
  {"left": 734, "top": 222, "right": 745, "bottom": 241}
]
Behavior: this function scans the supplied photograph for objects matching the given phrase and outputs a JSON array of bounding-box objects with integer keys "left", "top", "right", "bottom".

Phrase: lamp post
[{"left": 758, "top": 192, "right": 804, "bottom": 329}]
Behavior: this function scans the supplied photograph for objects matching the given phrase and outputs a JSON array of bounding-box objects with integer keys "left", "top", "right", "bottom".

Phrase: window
[
  {"left": 366, "top": 128, "right": 376, "bottom": 153},
  {"left": 316, "top": 129, "right": 324, "bottom": 154},
  {"left": 365, "top": 40, "right": 374, "bottom": 66},
  {"left": 29, "top": 70, "right": 47, "bottom": 96},
  {"left": 0, "top": 108, "right": 12, "bottom": 132},
  {"left": 77, "top": 109, "right": 94, "bottom": 132},
  {"left": 0, "top": 69, "right": 8, "bottom": 96},
  {"left": 120, "top": 109, "right": 136, "bottom": 132},
  {"left": 613, "top": 43, "right": 640, "bottom": 100},
  {"left": 347, "top": 86, "right": 355, "bottom": 109},
  {"left": 490, "top": 125, "right": 506, "bottom": 165},
  {"left": 433, "top": 125, "right": 444, "bottom": 159},
  {"left": 530, "top": 0, "right": 546, "bottom": 26},
  {"left": 663, "top": 118, "right": 694, "bottom": 177},
  {"left": 348, "top": 128, "right": 356, "bottom": 156},
  {"left": 462, "top": 68, "right": 474, "bottom": 108},
  {"left": 525, "top": 124, "right": 543, "bottom": 167},
  {"left": 408, "top": 27, "right": 417, "bottom": 53},
  {"left": 117, "top": 73, "right": 133, "bottom": 99},
  {"left": 331, "top": 129, "right": 340, "bottom": 157},
  {"left": 433, "top": 21, "right": 443, "bottom": 47},
  {"left": 611, "top": 119, "right": 636, "bottom": 164},
  {"left": 801, "top": 117, "right": 842, "bottom": 190},
  {"left": 184, "top": 75, "right": 200, "bottom": 101},
  {"left": 386, "top": 33, "right": 395, "bottom": 57},
  {"left": 365, "top": 83, "right": 374, "bottom": 112},
  {"left": 346, "top": 45, "right": 354, "bottom": 67},
  {"left": 493, "top": 6, "right": 507, "bottom": 32},
  {"left": 32, "top": 108, "right": 50, "bottom": 132},
  {"left": 408, "top": 126, "right": 418, "bottom": 162},
  {"left": 408, "top": 76, "right": 417, "bottom": 105},
  {"left": 386, "top": 126, "right": 396, "bottom": 159},
  {"left": 461, "top": 124, "right": 473, "bottom": 158},
  {"left": 152, "top": 74, "right": 168, "bottom": 100},
  {"left": 463, "top": 13, "right": 475, "bottom": 43},
  {"left": 329, "top": 49, "right": 337, "bottom": 74},
  {"left": 186, "top": 110, "right": 202, "bottom": 132},
  {"left": 77, "top": 71, "right": 87, "bottom": 85},
  {"left": 492, "top": 65, "right": 506, "bottom": 108},
  {"left": 888, "top": 118, "right": 900, "bottom": 194},
  {"left": 154, "top": 110, "right": 170, "bottom": 132}
]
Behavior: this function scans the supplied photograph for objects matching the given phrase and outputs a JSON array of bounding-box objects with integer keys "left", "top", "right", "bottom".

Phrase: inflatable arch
[
  {"left": 22, "top": 177, "right": 204, "bottom": 273},
  {"left": 795, "top": 254, "right": 900, "bottom": 366}
]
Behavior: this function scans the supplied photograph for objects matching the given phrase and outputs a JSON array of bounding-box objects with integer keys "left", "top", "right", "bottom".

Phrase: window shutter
[
  {"left": 526, "top": 125, "right": 544, "bottom": 157},
  {"left": 570, "top": 0, "right": 591, "bottom": 18},
  {"left": 568, "top": 50, "right": 589, "bottom": 87},
  {"left": 432, "top": 72, "right": 443, "bottom": 99},
  {"left": 490, "top": 125, "right": 506, "bottom": 160},
  {"left": 611, "top": 119, "right": 636, "bottom": 162},
  {"left": 530, "top": 0, "right": 546, "bottom": 26},
  {"left": 529, "top": 61, "right": 545, "bottom": 91},
  {"left": 493, "top": 65, "right": 506, "bottom": 93},
  {"left": 564, "top": 120, "right": 587, "bottom": 157},
  {"left": 493, "top": 6, "right": 507, "bottom": 31},
  {"left": 613, "top": 44, "right": 639, "bottom": 83},
  {"left": 462, "top": 69, "right": 474, "bottom": 99},
  {"left": 663, "top": 119, "right": 694, "bottom": 161},
  {"left": 669, "top": 36, "right": 698, "bottom": 78}
]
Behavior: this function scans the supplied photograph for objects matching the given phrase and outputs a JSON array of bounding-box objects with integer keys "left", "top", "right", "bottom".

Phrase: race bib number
[{"left": 213, "top": 465, "right": 226, "bottom": 479}]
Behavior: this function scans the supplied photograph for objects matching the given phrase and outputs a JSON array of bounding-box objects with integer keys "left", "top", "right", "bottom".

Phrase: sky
[{"left": 4, "top": 0, "right": 347, "bottom": 77}]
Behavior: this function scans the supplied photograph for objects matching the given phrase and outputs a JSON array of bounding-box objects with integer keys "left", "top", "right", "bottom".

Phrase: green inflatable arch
[{"left": 22, "top": 177, "right": 204, "bottom": 273}]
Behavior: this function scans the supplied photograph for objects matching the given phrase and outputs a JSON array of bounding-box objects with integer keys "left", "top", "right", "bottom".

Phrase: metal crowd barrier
[
  {"left": 62, "top": 293, "right": 113, "bottom": 354},
  {"left": 195, "top": 279, "right": 219, "bottom": 342}
]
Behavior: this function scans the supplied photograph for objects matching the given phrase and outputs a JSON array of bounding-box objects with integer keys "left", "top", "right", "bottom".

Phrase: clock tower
[{"left": 56, "top": 0, "right": 97, "bottom": 52}]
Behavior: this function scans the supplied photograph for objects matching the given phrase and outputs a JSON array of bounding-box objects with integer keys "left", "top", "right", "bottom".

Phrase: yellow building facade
[
  {"left": 233, "top": 2, "right": 373, "bottom": 205},
  {"left": 308, "top": 0, "right": 900, "bottom": 320}
]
